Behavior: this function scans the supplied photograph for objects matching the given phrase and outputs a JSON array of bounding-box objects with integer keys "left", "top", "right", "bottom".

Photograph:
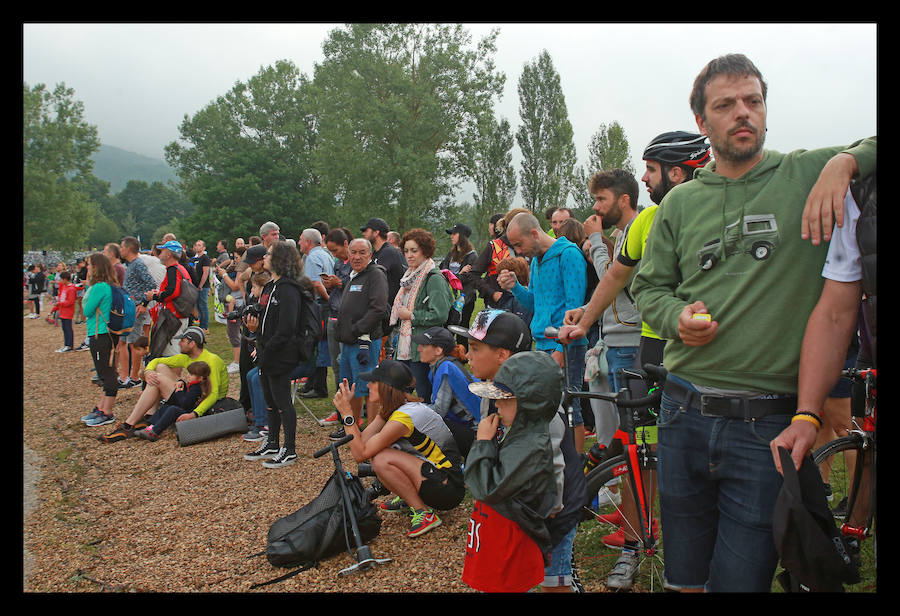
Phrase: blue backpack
[{"left": 107, "top": 285, "right": 136, "bottom": 335}]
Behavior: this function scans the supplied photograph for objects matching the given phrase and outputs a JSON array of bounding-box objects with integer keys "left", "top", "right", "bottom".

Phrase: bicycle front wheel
[{"left": 812, "top": 434, "right": 867, "bottom": 520}]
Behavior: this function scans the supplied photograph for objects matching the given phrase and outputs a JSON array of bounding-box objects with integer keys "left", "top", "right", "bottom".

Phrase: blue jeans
[
  {"left": 656, "top": 374, "right": 790, "bottom": 592},
  {"left": 339, "top": 339, "right": 382, "bottom": 398},
  {"left": 543, "top": 523, "right": 578, "bottom": 587},
  {"left": 541, "top": 344, "right": 585, "bottom": 427},
  {"left": 606, "top": 345, "right": 638, "bottom": 392},
  {"left": 401, "top": 359, "right": 433, "bottom": 403},
  {"left": 247, "top": 362, "right": 315, "bottom": 429},
  {"left": 197, "top": 286, "right": 210, "bottom": 330}
]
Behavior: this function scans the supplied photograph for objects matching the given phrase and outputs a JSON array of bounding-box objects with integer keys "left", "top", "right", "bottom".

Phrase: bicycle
[
  {"left": 544, "top": 327, "right": 668, "bottom": 592},
  {"left": 812, "top": 367, "right": 876, "bottom": 575}
]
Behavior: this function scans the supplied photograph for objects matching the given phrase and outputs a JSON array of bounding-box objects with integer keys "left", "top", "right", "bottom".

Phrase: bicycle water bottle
[
  {"left": 453, "top": 292, "right": 465, "bottom": 313},
  {"left": 584, "top": 442, "right": 607, "bottom": 474}
]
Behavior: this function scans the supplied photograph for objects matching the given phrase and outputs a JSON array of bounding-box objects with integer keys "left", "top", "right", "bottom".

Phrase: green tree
[
  {"left": 165, "top": 60, "right": 323, "bottom": 242},
  {"left": 463, "top": 113, "right": 517, "bottom": 244},
  {"left": 23, "top": 82, "right": 101, "bottom": 250},
  {"left": 515, "top": 50, "right": 577, "bottom": 216},
  {"left": 572, "top": 121, "right": 637, "bottom": 217},
  {"left": 110, "top": 180, "right": 194, "bottom": 244},
  {"left": 311, "top": 23, "right": 505, "bottom": 231}
]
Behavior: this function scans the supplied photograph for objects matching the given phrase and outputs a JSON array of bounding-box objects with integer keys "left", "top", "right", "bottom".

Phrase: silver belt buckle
[{"left": 699, "top": 394, "right": 721, "bottom": 417}]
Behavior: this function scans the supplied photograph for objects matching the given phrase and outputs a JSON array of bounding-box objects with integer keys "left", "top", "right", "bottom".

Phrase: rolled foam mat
[{"left": 175, "top": 407, "right": 248, "bottom": 446}]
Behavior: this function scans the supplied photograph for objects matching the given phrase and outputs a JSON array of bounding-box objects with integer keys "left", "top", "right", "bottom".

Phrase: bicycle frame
[{"left": 546, "top": 327, "right": 665, "bottom": 555}]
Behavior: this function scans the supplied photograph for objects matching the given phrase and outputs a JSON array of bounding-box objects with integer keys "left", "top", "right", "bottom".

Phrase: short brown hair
[
  {"left": 588, "top": 169, "right": 639, "bottom": 211},
  {"left": 496, "top": 256, "right": 530, "bottom": 286},
  {"left": 690, "top": 53, "right": 767, "bottom": 119},
  {"left": 400, "top": 228, "right": 436, "bottom": 258}
]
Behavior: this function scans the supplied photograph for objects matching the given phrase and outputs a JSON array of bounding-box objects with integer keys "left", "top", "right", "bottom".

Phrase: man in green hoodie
[{"left": 630, "top": 53, "right": 875, "bottom": 592}]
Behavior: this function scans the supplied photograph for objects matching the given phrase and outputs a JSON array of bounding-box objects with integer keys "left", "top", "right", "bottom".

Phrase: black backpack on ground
[{"left": 248, "top": 471, "right": 381, "bottom": 587}]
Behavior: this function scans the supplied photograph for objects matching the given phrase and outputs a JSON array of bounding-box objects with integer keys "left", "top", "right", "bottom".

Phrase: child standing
[
  {"left": 50, "top": 271, "right": 76, "bottom": 352},
  {"left": 135, "top": 361, "right": 211, "bottom": 441},
  {"left": 462, "top": 350, "right": 563, "bottom": 593}
]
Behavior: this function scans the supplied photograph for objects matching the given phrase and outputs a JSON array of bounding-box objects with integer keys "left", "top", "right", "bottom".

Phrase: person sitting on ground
[
  {"left": 97, "top": 326, "right": 228, "bottom": 443},
  {"left": 461, "top": 350, "right": 563, "bottom": 593},
  {"left": 135, "top": 361, "right": 211, "bottom": 442},
  {"left": 412, "top": 326, "right": 482, "bottom": 457},
  {"left": 332, "top": 360, "right": 466, "bottom": 539}
]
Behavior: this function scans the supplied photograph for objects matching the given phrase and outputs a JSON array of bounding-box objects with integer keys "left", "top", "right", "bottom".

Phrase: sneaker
[
  {"left": 329, "top": 427, "right": 346, "bottom": 441},
  {"left": 243, "top": 442, "right": 280, "bottom": 461},
  {"left": 55, "top": 346, "right": 72, "bottom": 353},
  {"left": 605, "top": 550, "right": 641, "bottom": 591},
  {"left": 74, "top": 342, "right": 90, "bottom": 351},
  {"left": 135, "top": 426, "right": 160, "bottom": 442},
  {"left": 117, "top": 377, "right": 133, "bottom": 389},
  {"left": 227, "top": 362, "right": 240, "bottom": 374},
  {"left": 97, "top": 422, "right": 134, "bottom": 443},
  {"left": 81, "top": 407, "right": 103, "bottom": 422},
  {"left": 602, "top": 519, "right": 659, "bottom": 549},
  {"left": 132, "top": 418, "right": 149, "bottom": 431},
  {"left": 832, "top": 496, "right": 848, "bottom": 519},
  {"left": 595, "top": 510, "right": 625, "bottom": 526},
  {"left": 408, "top": 508, "right": 441, "bottom": 537},
  {"left": 824, "top": 482, "right": 834, "bottom": 503},
  {"left": 380, "top": 496, "right": 409, "bottom": 513},
  {"left": 597, "top": 486, "right": 622, "bottom": 508},
  {"left": 262, "top": 448, "right": 298, "bottom": 469},
  {"left": 323, "top": 411, "right": 340, "bottom": 425},
  {"left": 126, "top": 379, "right": 143, "bottom": 389},
  {"left": 242, "top": 428, "right": 267, "bottom": 442},
  {"left": 84, "top": 413, "right": 116, "bottom": 427}
]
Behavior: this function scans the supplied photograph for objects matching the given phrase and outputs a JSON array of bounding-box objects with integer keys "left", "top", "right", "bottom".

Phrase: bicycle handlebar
[{"left": 313, "top": 433, "right": 354, "bottom": 458}]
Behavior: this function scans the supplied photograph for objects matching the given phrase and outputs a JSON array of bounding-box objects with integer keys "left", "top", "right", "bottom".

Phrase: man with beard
[
  {"left": 559, "top": 132, "right": 711, "bottom": 591},
  {"left": 630, "top": 53, "right": 875, "bottom": 592}
]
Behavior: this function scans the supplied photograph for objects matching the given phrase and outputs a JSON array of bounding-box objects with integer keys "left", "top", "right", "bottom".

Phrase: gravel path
[{"left": 22, "top": 315, "right": 603, "bottom": 593}]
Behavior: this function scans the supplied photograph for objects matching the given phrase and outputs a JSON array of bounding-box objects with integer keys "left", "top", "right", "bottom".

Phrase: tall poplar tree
[{"left": 515, "top": 50, "right": 577, "bottom": 216}]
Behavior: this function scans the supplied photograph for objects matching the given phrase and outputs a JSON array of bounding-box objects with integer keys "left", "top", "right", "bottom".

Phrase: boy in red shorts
[{"left": 462, "top": 350, "right": 563, "bottom": 592}]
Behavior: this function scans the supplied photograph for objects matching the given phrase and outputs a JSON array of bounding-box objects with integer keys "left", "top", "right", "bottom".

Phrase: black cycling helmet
[{"left": 642, "top": 131, "right": 711, "bottom": 169}]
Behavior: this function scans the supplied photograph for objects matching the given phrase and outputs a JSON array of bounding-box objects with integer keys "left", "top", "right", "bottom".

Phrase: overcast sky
[{"left": 22, "top": 22, "right": 877, "bottom": 208}]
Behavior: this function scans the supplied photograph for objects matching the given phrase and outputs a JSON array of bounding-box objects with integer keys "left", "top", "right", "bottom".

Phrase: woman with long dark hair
[
  {"left": 242, "top": 241, "right": 316, "bottom": 469},
  {"left": 439, "top": 223, "right": 478, "bottom": 342}
]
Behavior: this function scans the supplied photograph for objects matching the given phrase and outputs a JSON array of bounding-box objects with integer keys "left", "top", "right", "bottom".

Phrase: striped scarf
[{"left": 390, "top": 257, "right": 435, "bottom": 360}]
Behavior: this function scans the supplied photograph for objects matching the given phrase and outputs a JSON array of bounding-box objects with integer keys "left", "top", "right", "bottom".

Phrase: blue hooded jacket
[{"left": 510, "top": 236, "right": 587, "bottom": 353}]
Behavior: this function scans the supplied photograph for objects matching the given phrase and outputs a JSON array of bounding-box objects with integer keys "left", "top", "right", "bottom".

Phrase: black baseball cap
[
  {"left": 448, "top": 309, "right": 532, "bottom": 353},
  {"left": 411, "top": 326, "right": 456, "bottom": 352},
  {"left": 360, "top": 217, "right": 389, "bottom": 234},
  {"left": 445, "top": 223, "right": 472, "bottom": 238},
  {"left": 359, "top": 359, "right": 415, "bottom": 392},
  {"left": 244, "top": 244, "right": 267, "bottom": 264}
]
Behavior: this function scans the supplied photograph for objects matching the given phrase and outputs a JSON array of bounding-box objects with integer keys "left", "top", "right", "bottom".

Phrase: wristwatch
[{"left": 342, "top": 414, "right": 356, "bottom": 426}]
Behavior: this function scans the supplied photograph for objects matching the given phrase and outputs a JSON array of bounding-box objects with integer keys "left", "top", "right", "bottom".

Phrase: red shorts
[{"left": 462, "top": 501, "right": 544, "bottom": 593}]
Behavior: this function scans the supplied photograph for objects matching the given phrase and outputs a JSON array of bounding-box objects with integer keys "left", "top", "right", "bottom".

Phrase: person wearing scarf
[{"left": 389, "top": 228, "right": 454, "bottom": 403}]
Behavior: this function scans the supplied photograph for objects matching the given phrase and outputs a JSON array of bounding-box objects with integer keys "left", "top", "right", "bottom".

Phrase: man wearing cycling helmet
[{"left": 559, "top": 131, "right": 710, "bottom": 591}]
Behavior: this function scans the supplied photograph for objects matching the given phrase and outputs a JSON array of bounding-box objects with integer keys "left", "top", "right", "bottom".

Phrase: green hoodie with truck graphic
[{"left": 631, "top": 137, "right": 876, "bottom": 394}]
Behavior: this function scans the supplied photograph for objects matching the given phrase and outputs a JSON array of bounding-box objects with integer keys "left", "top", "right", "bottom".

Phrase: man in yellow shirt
[
  {"left": 558, "top": 131, "right": 711, "bottom": 591},
  {"left": 98, "top": 326, "right": 229, "bottom": 443}
]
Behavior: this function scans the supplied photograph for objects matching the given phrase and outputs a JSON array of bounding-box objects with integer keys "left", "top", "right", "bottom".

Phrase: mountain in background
[{"left": 91, "top": 144, "right": 178, "bottom": 194}]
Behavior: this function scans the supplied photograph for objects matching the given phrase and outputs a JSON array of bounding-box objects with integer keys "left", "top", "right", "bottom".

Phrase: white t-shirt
[{"left": 821, "top": 189, "right": 863, "bottom": 283}]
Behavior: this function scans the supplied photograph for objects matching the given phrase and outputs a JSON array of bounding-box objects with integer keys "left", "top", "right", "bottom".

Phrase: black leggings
[
  {"left": 90, "top": 333, "right": 120, "bottom": 397},
  {"left": 260, "top": 369, "right": 297, "bottom": 452}
]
